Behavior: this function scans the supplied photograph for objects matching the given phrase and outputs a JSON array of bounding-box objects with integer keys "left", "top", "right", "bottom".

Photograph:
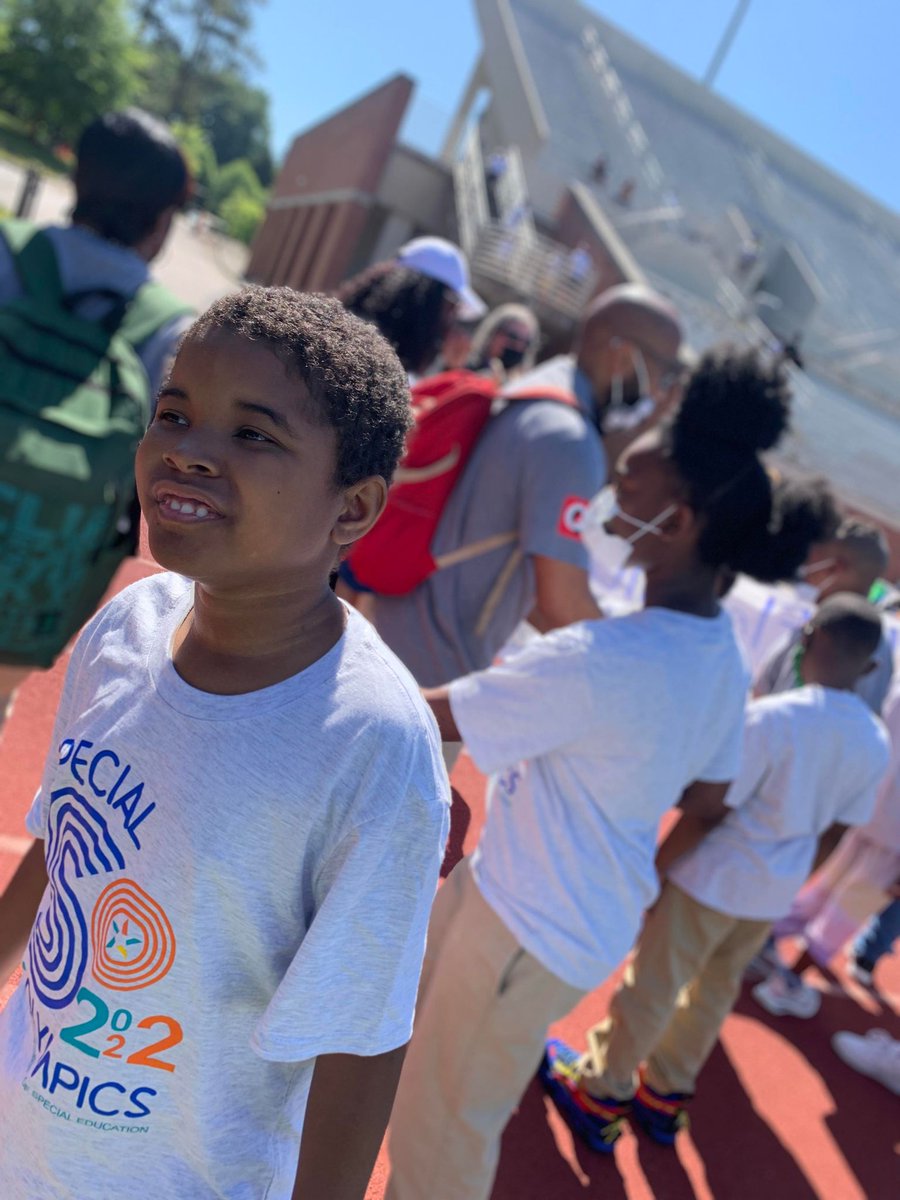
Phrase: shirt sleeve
[
  {"left": 720, "top": 705, "right": 771, "bottom": 809},
  {"left": 251, "top": 751, "right": 450, "bottom": 1062},
  {"left": 449, "top": 624, "right": 598, "bottom": 773},
  {"left": 696, "top": 679, "right": 747, "bottom": 785},
  {"left": 516, "top": 404, "right": 606, "bottom": 569},
  {"left": 843, "top": 735, "right": 892, "bottom": 829}
]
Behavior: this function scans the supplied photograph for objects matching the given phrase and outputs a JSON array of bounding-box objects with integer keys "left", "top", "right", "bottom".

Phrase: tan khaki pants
[
  {"left": 0, "top": 665, "right": 30, "bottom": 735},
  {"left": 385, "top": 858, "right": 585, "bottom": 1200},
  {"left": 580, "top": 882, "right": 771, "bottom": 1099}
]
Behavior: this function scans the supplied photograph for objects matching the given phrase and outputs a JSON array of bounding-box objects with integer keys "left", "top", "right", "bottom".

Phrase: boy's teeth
[
  {"left": 195, "top": 506, "right": 209, "bottom": 517},
  {"left": 179, "top": 501, "right": 196, "bottom": 514}
]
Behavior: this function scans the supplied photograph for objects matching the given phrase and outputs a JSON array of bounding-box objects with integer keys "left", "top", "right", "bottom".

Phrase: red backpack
[{"left": 345, "top": 368, "right": 578, "bottom": 596}]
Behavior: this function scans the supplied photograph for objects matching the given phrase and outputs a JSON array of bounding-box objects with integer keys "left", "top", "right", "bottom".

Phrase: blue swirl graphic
[{"left": 29, "top": 787, "right": 125, "bottom": 1009}]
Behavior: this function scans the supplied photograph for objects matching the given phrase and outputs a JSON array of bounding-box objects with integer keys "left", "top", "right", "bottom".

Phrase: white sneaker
[
  {"left": 752, "top": 971, "right": 822, "bottom": 1018},
  {"left": 832, "top": 1029, "right": 900, "bottom": 1095}
]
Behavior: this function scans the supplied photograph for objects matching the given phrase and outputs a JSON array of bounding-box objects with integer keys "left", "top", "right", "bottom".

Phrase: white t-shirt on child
[
  {"left": 449, "top": 607, "right": 748, "bottom": 990},
  {"left": 0, "top": 574, "right": 449, "bottom": 1200},
  {"left": 671, "top": 686, "right": 889, "bottom": 919}
]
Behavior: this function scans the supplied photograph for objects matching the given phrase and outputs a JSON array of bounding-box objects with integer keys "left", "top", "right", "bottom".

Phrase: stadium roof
[{"left": 474, "top": 0, "right": 900, "bottom": 401}]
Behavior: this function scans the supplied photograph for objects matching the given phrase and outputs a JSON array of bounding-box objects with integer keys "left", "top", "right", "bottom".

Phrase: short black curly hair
[
  {"left": 337, "top": 263, "right": 450, "bottom": 375},
  {"left": 185, "top": 286, "right": 412, "bottom": 487}
]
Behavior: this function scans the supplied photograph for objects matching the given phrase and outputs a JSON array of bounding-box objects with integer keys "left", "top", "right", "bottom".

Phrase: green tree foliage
[
  {"left": 0, "top": 0, "right": 144, "bottom": 146},
  {"left": 219, "top": 188, "right": 264, "bottom": 245},
  {"left": 202, "top": 72, "right": 272, "bottom": 185},
  {"left": 171, "top": 119, "right": 218, "bottom": 198}
]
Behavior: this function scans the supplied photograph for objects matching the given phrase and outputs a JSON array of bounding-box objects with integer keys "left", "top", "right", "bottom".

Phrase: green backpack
[{"left": 0, "top": 219, "right": 192, "bottom": 668}]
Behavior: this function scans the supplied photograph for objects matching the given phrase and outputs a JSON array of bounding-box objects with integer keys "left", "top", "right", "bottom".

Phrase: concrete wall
[{"left": 376, "top": 146, "right": 455, "bottom": 239}]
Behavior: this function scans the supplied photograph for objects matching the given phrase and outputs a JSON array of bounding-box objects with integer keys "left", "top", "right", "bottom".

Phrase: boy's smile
[{"left": 136, "top": 330, "right": 348, "bottom": 594}]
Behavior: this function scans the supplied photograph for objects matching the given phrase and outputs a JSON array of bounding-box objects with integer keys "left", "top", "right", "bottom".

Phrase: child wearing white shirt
[
  {"left": 753, "top": 679, "right": 900, "bottom": 1016},
  {"left": 384, "top": 349, "right": 840, "bottom": 1200},
  {"left": 541, "top": 594, "right": 888, "bottom": 1151}
]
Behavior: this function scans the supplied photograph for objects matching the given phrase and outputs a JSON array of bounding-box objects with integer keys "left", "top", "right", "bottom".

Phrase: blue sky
[{"left": 253, "top": 0, "right": 900, "bottom": 213}]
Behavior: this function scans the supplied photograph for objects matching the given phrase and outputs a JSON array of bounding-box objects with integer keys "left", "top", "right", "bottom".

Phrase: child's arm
[
  {"left": 0, "top": 840, "right": 46, "bottom": 983},
  {"left": 655, "top": 780, "right": 731, "bottom": 879},
  {"left": 423, "top": 686, "right": 461, "bottom": 742},
  {"left": 291, "top": 1045, "right": 407, "bottom": 1199},
  {"left": 810, "top": 822, "right": 848, "bottom": 876}
]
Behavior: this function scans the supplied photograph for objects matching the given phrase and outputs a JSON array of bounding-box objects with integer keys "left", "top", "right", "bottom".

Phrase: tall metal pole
[{"left": 703, "top": 0, "right": 753, "bottom": 88}]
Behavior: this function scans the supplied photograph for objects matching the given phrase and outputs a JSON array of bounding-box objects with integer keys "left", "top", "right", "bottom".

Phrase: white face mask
[
  {"left": 581, "top": 485, "right": 677, "bottom": 576},
  {"left": 794, "top": 557, "right": 837, "bottom": 606}
]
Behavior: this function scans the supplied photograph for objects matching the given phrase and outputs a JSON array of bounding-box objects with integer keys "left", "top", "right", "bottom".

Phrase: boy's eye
[
  {"left": 236, "top": 427, "right": 274, "bottom": 444},
  {"left": 157, "top": 409, "right": 188, "bottom": 426}
]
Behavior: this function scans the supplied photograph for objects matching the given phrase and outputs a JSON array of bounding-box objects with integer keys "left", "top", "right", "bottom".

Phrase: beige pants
[
  {"left": 580, "top": 882, "right": 771, "bottom": 1100},
  {"left": 385, "top": 858, "right": 585, "bottom": 1200},
  {"left": 0, "top": 666, "right": 30, "bottom": 735}
]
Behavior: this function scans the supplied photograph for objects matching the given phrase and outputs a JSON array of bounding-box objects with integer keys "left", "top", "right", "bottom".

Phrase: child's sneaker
[
  {"left": 752, "top": 969, "right": 821, "bottom": 1018},
  {"left": 832, "top": 1029, "right": 900, "bottom": 1095},
  {"left": 538, "top": 1039, "right": 631, "bottom": 1153},
  {"left": 631, "top": 1072, "right": 690, "bottom": 1146},
  {"left": 847, "top": 956, "right": 875, "bottom": 989}
]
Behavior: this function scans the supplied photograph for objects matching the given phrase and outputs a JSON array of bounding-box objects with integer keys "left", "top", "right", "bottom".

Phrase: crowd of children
[{"left": 0, "top": 280, "right": 897, "bottom": 1200}]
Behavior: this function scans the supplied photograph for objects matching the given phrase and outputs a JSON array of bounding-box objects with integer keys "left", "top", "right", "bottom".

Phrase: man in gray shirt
[
  {"left": 755, "top": 519, "right": 895, "bottom": 712},
  {"left": 371, "top": 284, "right": 684, "bottom": 686}
]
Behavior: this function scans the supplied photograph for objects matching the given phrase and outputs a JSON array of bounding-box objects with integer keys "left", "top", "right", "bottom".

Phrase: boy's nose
[{"left": 162, "top": 438, "right": 219, "bottom": 476}]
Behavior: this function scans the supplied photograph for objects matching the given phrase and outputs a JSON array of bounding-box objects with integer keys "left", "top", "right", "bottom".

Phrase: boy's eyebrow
[{"left": 235, "top": 400, "right": 297, "bottom": 436}]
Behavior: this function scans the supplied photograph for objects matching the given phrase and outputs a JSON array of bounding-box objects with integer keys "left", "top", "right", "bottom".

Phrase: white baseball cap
[{"left": 396, "top": 236, "right": 487, "bottom": 320}]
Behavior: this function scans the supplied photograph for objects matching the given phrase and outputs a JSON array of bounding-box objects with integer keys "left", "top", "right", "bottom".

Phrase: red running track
[{"left": 1, "top": 551, "right": 898, "bottom": 1199}]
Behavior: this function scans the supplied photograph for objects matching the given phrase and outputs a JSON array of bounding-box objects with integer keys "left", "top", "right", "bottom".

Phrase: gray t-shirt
[
  {"left": 0, "top": 224, "right": 192, "bottom": 397},
  {"left": 755, "top": 620, "right": 896, "bottom": 714},
  {"left": 372, "top": 357, "right": 607, "bottom": 686},
  {"left": 0, "top": 573, "right": 449, "bottom": 1200}
]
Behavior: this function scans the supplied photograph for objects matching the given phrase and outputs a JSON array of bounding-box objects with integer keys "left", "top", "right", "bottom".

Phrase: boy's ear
[{"left": 332, "top": 476, "right": 388, "bottom": 548}]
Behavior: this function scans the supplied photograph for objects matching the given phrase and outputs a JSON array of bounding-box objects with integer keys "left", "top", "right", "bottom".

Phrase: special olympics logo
[
  {"left": 557, "top": 495, "right": 589, "bottom": 541},
  {"left": 91, "top": 879, "right": 176, "bottom": 991}
]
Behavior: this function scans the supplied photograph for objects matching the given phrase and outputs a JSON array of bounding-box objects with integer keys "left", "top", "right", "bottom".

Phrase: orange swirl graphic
[{"left": 90, "top": 879, "right": 175, "bottom": 991}]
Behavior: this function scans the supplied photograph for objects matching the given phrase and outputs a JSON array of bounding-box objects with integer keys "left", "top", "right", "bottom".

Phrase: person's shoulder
[
  {"left": 91, "top": 571, "right": 188, "bottom": 635},
  {"left": 342, "top": 608, "right": 443, "bottom": 738}
]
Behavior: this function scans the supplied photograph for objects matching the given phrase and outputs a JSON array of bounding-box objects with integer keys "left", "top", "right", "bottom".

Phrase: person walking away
[{"left": 0, "top": 109, "right": 193, "bottom": 727}]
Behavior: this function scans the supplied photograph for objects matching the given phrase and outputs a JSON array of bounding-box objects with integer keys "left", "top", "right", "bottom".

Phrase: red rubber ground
[{"left": 2, "top": 549, "right": 898, "bottom": 1198}]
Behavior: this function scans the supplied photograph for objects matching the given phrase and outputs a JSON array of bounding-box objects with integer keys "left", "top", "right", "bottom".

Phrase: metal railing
[{"left": 468, "top": 222, "right": 597, "bottom": 319}]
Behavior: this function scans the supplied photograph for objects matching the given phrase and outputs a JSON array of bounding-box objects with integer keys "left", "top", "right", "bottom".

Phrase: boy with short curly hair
[{"left": 0, "top": 287, "right": 449, "bottom": 1200}]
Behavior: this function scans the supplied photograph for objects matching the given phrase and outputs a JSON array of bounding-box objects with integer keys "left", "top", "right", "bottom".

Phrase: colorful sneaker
[
  {"left": 632, "top": 1073, "right": 690, "bottom": 1146},
  {"left": 752, "top": 970, "right": 821, "bottom": 1018},
  {"left": 832, "top": 1029, "right": 900, "bottom": 1095},
  {"left": 538, "top": 1039, "right": 631, "bottom": 1153}
]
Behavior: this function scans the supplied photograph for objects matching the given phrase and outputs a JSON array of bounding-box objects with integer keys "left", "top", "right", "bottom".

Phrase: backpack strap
[
  {"left": 0, "top": 219, "right": 64, "bottom": 303},
  {"left": 117, "top": 280, "right": 193, "bottom": 348}
]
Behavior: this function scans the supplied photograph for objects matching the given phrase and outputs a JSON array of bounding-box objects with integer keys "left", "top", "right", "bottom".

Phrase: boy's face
[{"left": 136, "top": 331, "right": 377, "bottom": 593}]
